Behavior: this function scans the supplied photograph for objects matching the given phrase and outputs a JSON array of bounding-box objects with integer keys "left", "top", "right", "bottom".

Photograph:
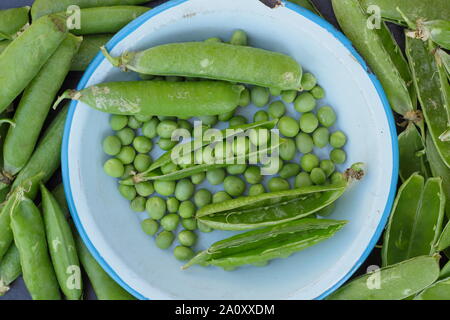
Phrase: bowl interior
[{"left": 63, "top": 0, "right": 397, "bottom": 300}]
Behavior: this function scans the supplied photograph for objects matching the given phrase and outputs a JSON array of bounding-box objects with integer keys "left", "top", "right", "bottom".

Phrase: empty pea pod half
[
  {"left": 101, "top": 41, "right": 303, "bottom": 90},
  {"left": 183, "top": 218, "right": 347, "bottom": 270}
]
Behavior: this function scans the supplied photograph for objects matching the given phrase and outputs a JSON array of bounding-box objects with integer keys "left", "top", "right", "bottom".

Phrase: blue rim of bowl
[{"left": 62, "top": 0, "right": 399, "bottom": 300}]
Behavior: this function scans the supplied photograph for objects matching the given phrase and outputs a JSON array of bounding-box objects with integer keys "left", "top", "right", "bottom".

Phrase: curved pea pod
[
  {"left": 439, "top": 260, "right": 450, "bottom": 279},
  {"left": 71, "top": 34, "right": 113, "bottom": 71},
  {"left": 398, "top": 123, "right": 429, "bottom": 181},
  {"left": 414, "top": 277, "right": 450, "bottom": 300},
  {"left": 41, "top": 184, "right": 82, "bottom": 300},
  {"left": 101, "top": 42, "right": 303, "bottom": 90},
  {"left": 31, "top": 0, "right": 150, "bottom": 20},
  {"left": 197, "top": 183, "right": 347, "bottom": 231},
  {"left": 54, "top": 81, "right": 244, "bottom": 117},
  {"left": 183, "top": 218, "right": 347, "bottom": 270},
  {"left": 332, "top": 0, "right": 415, "bottom": 117},
  {"left": 0, "top": 14, "right": 68, "bottom": 113},
  {"left": 288, "top": 0, "right": 321, "bottom": 16},
  {"left": 436, "top": 220, "right": 450, "bottom": 252},
  {"left": 10, "top": 195, "right": 61, "bottom": 300},
  {"left": 0, "top": 40, "right": 10, "bottom": 54},
  {"left": 382, "top": 173, "right": 445, "bottom": 266},
  {"left": 74, "top": 232, "right": 135, "bottom": 300},
  {"left": 0, "top": 7, "right": 30, "bottom": 40},
  {"left": 0, "top": 244, "right": 21, "bottom": 296},
  {"left": 3, "top": 34, "right": 82, "bottom": 176},
  {"left": 327, "top": 255, "right": 440, "bottom": 300}
]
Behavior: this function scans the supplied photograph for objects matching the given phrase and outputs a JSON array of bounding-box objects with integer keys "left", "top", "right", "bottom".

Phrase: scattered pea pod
[
  {"left": 101, "top": 41, "right": 303, "bottom": 90},
  {"left": 0, "top": 244, "right": 21, "bottom": 297},
  {"left": 414, "top": 277, "right": 450, "bottom": 300},
  {"left": 327, "top": 255, "right": 440, "bottom": 300},
  {"left": 71, "top": 34, "right": 113, "bottom": 71},
  {"left": 0, "top": 14, "right": 68, "bottom": 114},
  {"left": 54, "top": 81, "right": 244, "bottom": 117},
  {"left": 382, "top": 173, "right": 445, "bottom": 267},
  {"left": 197, "top": 182, "right": 347, "bottom": 230},
  {"left": 183, "top": 218, "right": 347, "bottom": 270},
  {"left": 0, "top": 7, "right": 30, "bottom": 40},
  {"left": 398, "top": 123, "right": 428, "bottom": 181}
]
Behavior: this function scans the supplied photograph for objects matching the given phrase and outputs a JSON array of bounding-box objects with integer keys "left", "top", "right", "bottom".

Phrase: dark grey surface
[{"left": 0, "top": 0, "right": 401, "bottom": 300}]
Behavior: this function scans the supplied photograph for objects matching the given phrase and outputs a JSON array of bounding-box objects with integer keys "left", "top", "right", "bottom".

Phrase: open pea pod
[
  {"left": 183, "top": 218, "right": 347, "bottom": 270},
  {"left": 197, "top": 183, "right": 347, "bottom": 230},
  {"left": 398, "top": 122, "right": 429, "bottom": 181},
  {"left": 382, "top": 173, "right": 445, "bottom": 267},
  {"left": 327, "top": 255, "right": 440, "bottom": 300},
  {"left": 414, "top": 277, "right": 450, "bottom": 300}
]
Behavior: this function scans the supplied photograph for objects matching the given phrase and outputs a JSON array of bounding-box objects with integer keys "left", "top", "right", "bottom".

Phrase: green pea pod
[
  {"left": 0, "top": 244, "right": 21, "bottom": 296},
  {"left": 41, "top": 184, "right": 82, "bottom": 300},
  {"left": 414, "top": 277, "right": 450, "bottom": 300},
  {"left": 183, "top": 218, "right": 347, "bottom": 270},
  {"left": 3, "top": 34, "right": 82, "bottom": 176},
  {"left": 398, "top": 123, "right": 428, "bottom": 181},
  {"left": 436, "top": 49, "right": 450, "bottom": 82},
  {"left": 71, "top": 34, "right": 113, "bottom": 71},
  {"left": 382, "top": 173, "right": 445, "bottom": 266},
  {"left": 0, "top": 7, "right": 30, "bottom": 40},
  {"left": 11, "top": 195, "right": 61, "bottom": 300},
  {"left": 55, "top": 81, "right": 244, "bottom": 117},
  {"left": 332, "top": 0, "right": 414, "bottom": 116},
  {"left": 31, "top": 0, "right": 150, "bottom": 20},
  {"left": 197, "top": 183, "right": 347, "bottom": 230},
  {"left": 0, "top": 14, "right": 68, "bottom": 113},
  {"left": 440, "top": 260, "right": 450, "bottom": 279},
  {"left": 101, "top": 42, "right": 303, "bottom": 90},
  {"left": 288, "top": 0, "right": 321, "bottom": 16},
  {"left": 406, "top": 20, "right": 450, "bottom": 50},
  {"left": 74, "top": 232, "right": 135, "bottom": 300},
  {"left": 327, "top": 255, "right": 440, "bottom": 300},
  {"left": 52, "top": 184, "right": 70, "bottom": 216},
  {"left": 360, "top": 0, "right": 450, "bottom": 25},
  {"left": 0, "top": 40, "right": 10, "bottom": 54},
  {"left": 406, "top": 37, "right": 450, "bottom": 167}
]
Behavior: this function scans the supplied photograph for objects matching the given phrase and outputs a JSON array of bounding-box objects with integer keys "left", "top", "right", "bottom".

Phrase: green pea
[
  {"left": 295, "top": 133, "right": 314, "bottom": 154},
  {"left": 248, "top": 184, "right": 266, "bottom": 196},
  {"left": 155, "top": 231, "right": 174, "bottom": 250},
  {"left": 118, "top": 184, "right": 136, "bottom": 201},
  {"left": 244, "top": 166, "right": 262, "bottom": 184},
  {"left": 131, "top": 196, "right": 146, "bottom": 212},
  {"left": 161, "top": 162, "right": 179, "bottom": 175},
  {"left": 134, "top": 115, "right": 153, "bottom": 122},
  {"left": 103, "top": 136, "right": 122, "bottom": 156},
  {"left": 133, "top": 154, "right": 152, "bottom": 172},
  {"left": 154, "top": 180, "right": 176, "bottom": 196},
  {"left": 191, "top": 172, "right": 206, "bottom": 185},
  {"left": 132, "top": 136, "right": 153, "bottom": 154},
  {"left": 146, "top": 197, "right": 166, "bottom": 220},
  {"left": 262, "top": 156, "right": 284, "bottom": 175},
  {"left": 231, "top": 137, "right": 250, "bottom": 156},
  {"left": 310, "top": 168, "right": 327, "bottom": 185},
  {"left": 294, "top": 92, "right": 316, "bottom": 113},
  {"left": 279, "top": 163, "right": 301, "bottom": 179},
  {"left": 312, "top": 127, "right": 330, "bottom": 148},
  {"left": 156, "top": 120, "right": 178, "bottom": 139},
  {"left": 279, "top": 138, "right": 296, "bottom": 161},
  {"left": 213, "top": 191, "right": 232, "bottom": 203},
  {"left": 268, "top": 100, "right": 286, "bottom": 118},
  {"left": 166, "top": 198, "right": 180, "bottom": 213},
  {"left": 160, "top": 213, "right": 180, "bottom": 231},
  {"left": 141, "top": 219, "right": 159, "bottom": 236},
  {"left": 103, "top": 158, "right": 124, "bottom": 178},
  {"left": 198, "top": 221, "right": 213, "bottom": 233},
  {"left": 178, "top": 230, "right": 197, "bottom": 247},
  {"left": 179, "top": 200, "right": 196, "bottom": 218},
  {"left": 278, "top": 116, "right": 300, "bottom": 138},
  {"left": 268, "top": 177, "right": 290, "bottom": 192},
  {"left": 142, "top": 118, "right": 159, "bottom": 139},
  {"left": 173, "top": 246, "right": 194, "bottom": 261},
  {"left": 121, "top": 164, "right": 136, "bottom": 179},
  {"left": 229, "top": 115, "right": 247, "bottom": 127},
  {"left": 317, "top": 106, "right": 337, "bottom": 128},
  {"left": 181, "top": 218, "right": 197, "bottom": 231},
  {"left": 281, "top": 90, "right": 297, "bottom": 103},
  {"left": 295, "top": 172, "right": 313, "bottom": 188},
  {"left": 300, "top": 73, "right": 317, "bottom": 91},
  {"left": 311, "top": 86, "right": 326, "bottom": 99},
  {"left": 194, "top": 189, "right": 212, "bottom": 208},
  {"left": 301, "top": 153, "right": 319, "bottom": 172},
  {"left": 253, "top": 110, "right": 269, "bottom": 123},
  {"left": 317, "top": 203, "right": 335, "bottom": 217},
  {"left": 330, "top": 149, "right": 347, "bottom": 164},
  {"left": 158, "top": 138, "right": 177, "bottom": 151},
  {"left": 224, "top": 176, "right": 246, "bottom": 196},
  {"left": 330, "top": 131, "right": 347, "bottom": 148},
  {"left": 218, "top": 110, "right": 234, "bottom": 122},
  {"left": 116, "top": 128, "right": 135, "bottom": 145},
  {"left": 269, "top": 87, "right": 282, "bottom": 97},
  {"left": 299, "top": 112, "right": 319, "bottom": 133},
  {"left": 226, "top": 164, "right": 246, "bottom": 175},
  {"left": 251, "top": 86, "right": 270, "bottom": 107},
  {"left": 239, "top": 88, "right": 250, "bottom": 107},
  {"left": 230, "top": 29, "right": 248, "bottom": 46},
  {"left": 174, "top": 179, "right": 195, "bottom": 201},
  {"left": 127, "top": 116, "right": 142, "bottom": 129},
  {"left": 117, "top": 146, "right": 136, "bottom": 165},
  {"left": 198, "top": 115, "right": 218, "bottom": 126},
  {"left": 110, "top": 115, "right": 128, "bottom": 131},
  {"left": 320, "top": 160, "right": 336, "bottom": 177},
  {"left": 177, "top": 119, "right": 192, "bottom": 132},
  {"left": 249, "top": 128, "right": 270, "bottom": 147},
  {"left": 331, "top": 172, "right": 345, "bottom": 184},
  {"left": 206, "top": 168, "right": 226, "bottom": 185}
]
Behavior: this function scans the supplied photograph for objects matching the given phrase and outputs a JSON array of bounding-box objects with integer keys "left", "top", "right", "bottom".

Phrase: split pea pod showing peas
[
  {"left": 0, "top": 14, "right": 68, "bottom": 114},
  {"left": 101, "top": 42, "right": 303, "bottom": 90},
  {"left": 55, "top": 81, "right": 244, "bottom": 117},
  {"left": 3, "top": 34, "right": 82, "bottom": 176},
  {"left": 0, "top": 7, "right": 30, "bottom": 40},
  {"left": 71, "top": 34, "right": 113, "bottom": 71},
  {"left": 11, "top": 195, "right": 61, "bottom": 300},
  {"left": 183, "top": 218, "right": 347, "bottom": 270},
  {"left": 327, "top": 255, "right": 440, "bottom": 300}
]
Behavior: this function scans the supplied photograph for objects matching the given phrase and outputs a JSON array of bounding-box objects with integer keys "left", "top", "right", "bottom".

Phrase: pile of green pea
[{"left": 101, "top": 32, "right": 348, "bottom": 262}]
